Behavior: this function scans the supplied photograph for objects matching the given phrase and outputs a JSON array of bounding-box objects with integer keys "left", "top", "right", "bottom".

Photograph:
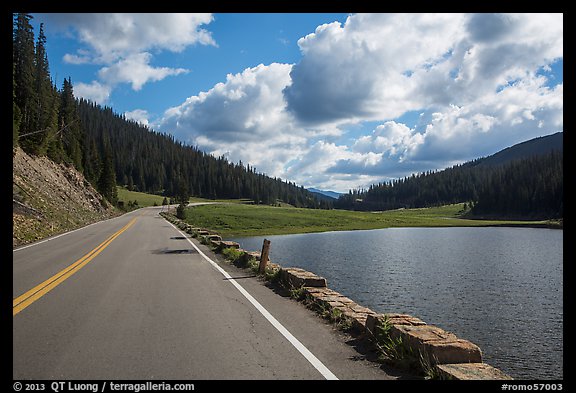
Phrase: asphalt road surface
[{"left": 13, "top": 206, "right": 403, "bottom": 380}]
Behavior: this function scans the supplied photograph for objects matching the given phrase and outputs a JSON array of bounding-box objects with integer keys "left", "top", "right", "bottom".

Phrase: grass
[
  {"left": 180, "top": 202, "right": 550, "bottom": 238},
  {"left": 116, "top": 186, "right": 167, "bottom": 207},
  {"left": 116, "top": 186, "right": 254, "bottom": 208}
]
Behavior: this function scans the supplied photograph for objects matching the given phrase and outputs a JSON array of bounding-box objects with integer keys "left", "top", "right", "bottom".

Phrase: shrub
[
  {"left": 222, "top": 247, "right": 244, "bottom": 263},
  {"left": 176, "top": 203, "right": 186, "bottom": 219}
]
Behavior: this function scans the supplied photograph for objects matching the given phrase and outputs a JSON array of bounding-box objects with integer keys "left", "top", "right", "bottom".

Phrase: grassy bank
[{"left": 180, "top": 203, "right": 551, "bottom": 238}]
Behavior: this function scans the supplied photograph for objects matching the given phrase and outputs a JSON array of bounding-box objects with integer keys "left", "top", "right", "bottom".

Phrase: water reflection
[{"left": 230, "top": 227, "right": 563, "bottom": 380}]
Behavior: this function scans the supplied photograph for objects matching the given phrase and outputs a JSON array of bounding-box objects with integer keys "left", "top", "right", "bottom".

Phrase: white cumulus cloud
[
  {"left": 44, "top": 13, "right": 216, "bottom": 63},
  {"left": 98, "top": 52, "right": 188, "bottom": 91},
  {"left": 73, "top": 80, "right": 112, "bottom": 105},
  {"left": 143, "top": 13, "right": 564, "bottom": 191},
  {"left": 124, "top": 109, "right": 150, "bottom": 127},
  {"left": 41, "top": 13, "right": 216, "bottom": 103},
  {"left": 157, "top": 63, "right": 304, "bottom": 177}
]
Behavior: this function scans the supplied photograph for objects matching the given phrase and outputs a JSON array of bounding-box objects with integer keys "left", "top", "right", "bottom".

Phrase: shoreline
[
  {"left": 180, "top": 203, "right": 561, "bottom": 239},
  {"left": 222, "top": 220, "right": 563, "bottom": 239},
  {"left": 223, "top": 224, "right": 564, "bottom": 239}
]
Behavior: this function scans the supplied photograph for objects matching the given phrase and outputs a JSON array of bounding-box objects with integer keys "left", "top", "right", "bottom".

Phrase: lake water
[{"left": 229, "top": 227, "right": 563, "bottom": 380}]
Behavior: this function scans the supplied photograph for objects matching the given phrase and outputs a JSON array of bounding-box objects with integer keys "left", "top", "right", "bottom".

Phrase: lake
[{"left": 229, "top": 227, "right": 563, "bottom": 380}]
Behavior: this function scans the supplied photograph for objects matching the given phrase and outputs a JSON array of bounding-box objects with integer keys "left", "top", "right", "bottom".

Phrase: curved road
[{"left": 13, "top": 207, "right": 399, "bottom": 380}]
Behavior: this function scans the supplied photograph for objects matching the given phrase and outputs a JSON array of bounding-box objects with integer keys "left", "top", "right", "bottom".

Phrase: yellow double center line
[{"left": 13, "top": 217, "right": 137, "bottom": 316}]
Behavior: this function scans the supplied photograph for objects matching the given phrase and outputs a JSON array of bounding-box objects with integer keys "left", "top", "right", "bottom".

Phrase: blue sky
[{"left": 32, "top": 13, "right": 563, "bottom": 193}]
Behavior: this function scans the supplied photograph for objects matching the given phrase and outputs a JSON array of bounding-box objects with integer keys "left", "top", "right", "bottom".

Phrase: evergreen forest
[
  {"left": 12, "top": 13, "right": 327, "bottom": 209},
  {"left": 334, "top": 147, "right": 563, "bottom": 220}
]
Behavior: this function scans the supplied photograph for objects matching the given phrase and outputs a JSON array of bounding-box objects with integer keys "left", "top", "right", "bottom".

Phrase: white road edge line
[{"left": 167, "top": 221, "right": 339, "bottom": 381}]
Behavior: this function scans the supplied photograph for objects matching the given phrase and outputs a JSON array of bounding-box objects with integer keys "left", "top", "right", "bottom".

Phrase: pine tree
[
  {"left": 45, "top": 84, "right": 65, "bottom": 162},
  {"left": 13, "top": 13, "right": 37, "bottom": 150},
  {"left": 175, "top": 176, "right": 189, "bottom": 205},
  {"left": 29, "top": 23, "right": 56, "bottom": 155},
  {"left": 82, "top": 138, "right": 101, "bottom": 186},
  {"left": 13, "top": 63, "right": 21, "bottom": 149},
  {"left": 59, "top": 78, "right": 83, "bottom": 171},
  {"left": 97, "top": 138, "right": 118, "bottom": 206}
]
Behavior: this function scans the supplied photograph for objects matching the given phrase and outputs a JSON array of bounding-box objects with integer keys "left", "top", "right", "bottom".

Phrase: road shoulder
[{"left": 189, "top": 238, "right": 416, "bottom": 380}]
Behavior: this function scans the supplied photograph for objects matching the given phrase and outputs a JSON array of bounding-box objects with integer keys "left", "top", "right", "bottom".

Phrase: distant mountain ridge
[
  {"left": 476, "top": 131, "right": 563, "bottom": 167},
  {"left": 308, "top": 188, "right": 342, "bottom": 200},
  {"left": 334, "top": 131, "right": 563, "bottom": 219}
]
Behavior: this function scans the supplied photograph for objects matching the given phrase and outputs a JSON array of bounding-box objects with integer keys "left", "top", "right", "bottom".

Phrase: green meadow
[
  {"left": 116, "top": 186, "right": 253, "bottom": 208},
  {"left": 115, "top": 187, "right": 556, "bottom": 237},
  {"left": 180, "top": 202, "right": 551, "bottom": 238}
]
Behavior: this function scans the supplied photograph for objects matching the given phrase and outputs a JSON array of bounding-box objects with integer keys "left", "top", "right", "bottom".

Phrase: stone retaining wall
[
  {"left": 160, "top": 212, "right": 513, "bottom": 380},
  {"left": 278, "top": 266, "right": 511, "bottom": 380}
]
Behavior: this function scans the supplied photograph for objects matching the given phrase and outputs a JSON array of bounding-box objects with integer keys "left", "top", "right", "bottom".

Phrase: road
[{"left": 13, "top": 206, "right": 401, "bottom": 380}]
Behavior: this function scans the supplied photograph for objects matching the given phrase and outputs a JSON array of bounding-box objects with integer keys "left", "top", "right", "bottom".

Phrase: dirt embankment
[{"left": 13, "top": 147, "right": 119, "bottom": 248}]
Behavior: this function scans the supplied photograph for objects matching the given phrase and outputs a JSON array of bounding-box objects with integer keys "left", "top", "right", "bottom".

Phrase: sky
[{"left": 31, "top": 13, "right": 563, "bottom": 193}]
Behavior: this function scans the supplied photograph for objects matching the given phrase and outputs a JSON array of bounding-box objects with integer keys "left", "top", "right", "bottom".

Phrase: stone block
[
  {"left": 266, "top": 262, "right": 281, "bottom": 272},
  {"left": 338, "top": 307, "right": 374, "bottom": 333},
  {"left": 280, "top": 267, "right": 327, "bottom": 288},
  {"left": 220, "top": 240, "right": 240, "bottom": 249},
  {"left": 436, "top": 363, "right": 513, "bottom": 380},
  {"left": 385, "top": 313, "right": 427, "bottom": 326},
  {"left": 365, "top": 314, "right": 381, "bottom": 335},
  {"left": 390, "top": 324, "right": 482, "bottom": 364},
  {"left": 238, "top": 251, "right": 259, "bottom": 266},
  {"left": 366, "top": 313, "right": 425, "bottom": 336},
  {"left": 303, "top": 287, "right": 330, "bottom": 296},
  {"left": 245, "top": 251, "right": 261, "bottom": 260},
  {"left": 350, "top": 304, "right": 377, "bottom": 315},
  {"left": 216, "top": 241, "right": 241, "bottom": 252},
  {"left": 207, "top": 234, "right": 222, "bottom": 242}
]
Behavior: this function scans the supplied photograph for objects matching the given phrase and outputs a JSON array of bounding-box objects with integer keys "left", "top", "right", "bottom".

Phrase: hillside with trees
[
  {"left": 335, "top": 133, "right": 563, "bottom": 220},
  {"left": 76, "top": 99, "right": 328, "bottom": 208},
  {"left": 12, "top": 13, "right": 327, "bottom": 211}
]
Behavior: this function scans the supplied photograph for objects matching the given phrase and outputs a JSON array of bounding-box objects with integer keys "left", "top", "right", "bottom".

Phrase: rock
[
  {"left": 220, "top": 240, "right": 240, "bottom": 249},
  {"left": 246, "top": 251, "right": 261, "bottom": 260},
  {"left": 207, "top": 234, "right": 222, "bottom": 241},
  {"left": 350, "top": 304, "right": 376, "bottom": 314},
  {"left": 436, "top": 363, "right": 514, "bottom": 380},
  {"left": 280, "top": 267, "right": 327, "bottom": 288},
  {"left": 12, "top": 147, "right": 117, "bottom": 248},
  {"left": 337, "top": 306, "right": 376, "bottom": 333},
  {"left": 390, "top": 324, "right": 482, "bottom": 364},
  {"left": 365, "top": 313, "right": 427, "bottom": 337},
  {"left": 238, "top": 251, "right": 259, "bottom": 266},
  {"left": 366, "top": 314, "right": 482, "bottom": 364},
  {"left": 385, "top": 313, "right": 427, "bottom": 326}
]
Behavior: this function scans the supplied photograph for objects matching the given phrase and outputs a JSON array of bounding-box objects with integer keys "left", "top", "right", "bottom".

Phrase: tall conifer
[{"left": 13, "top": 13, "right": 36, "bottom": 149}]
